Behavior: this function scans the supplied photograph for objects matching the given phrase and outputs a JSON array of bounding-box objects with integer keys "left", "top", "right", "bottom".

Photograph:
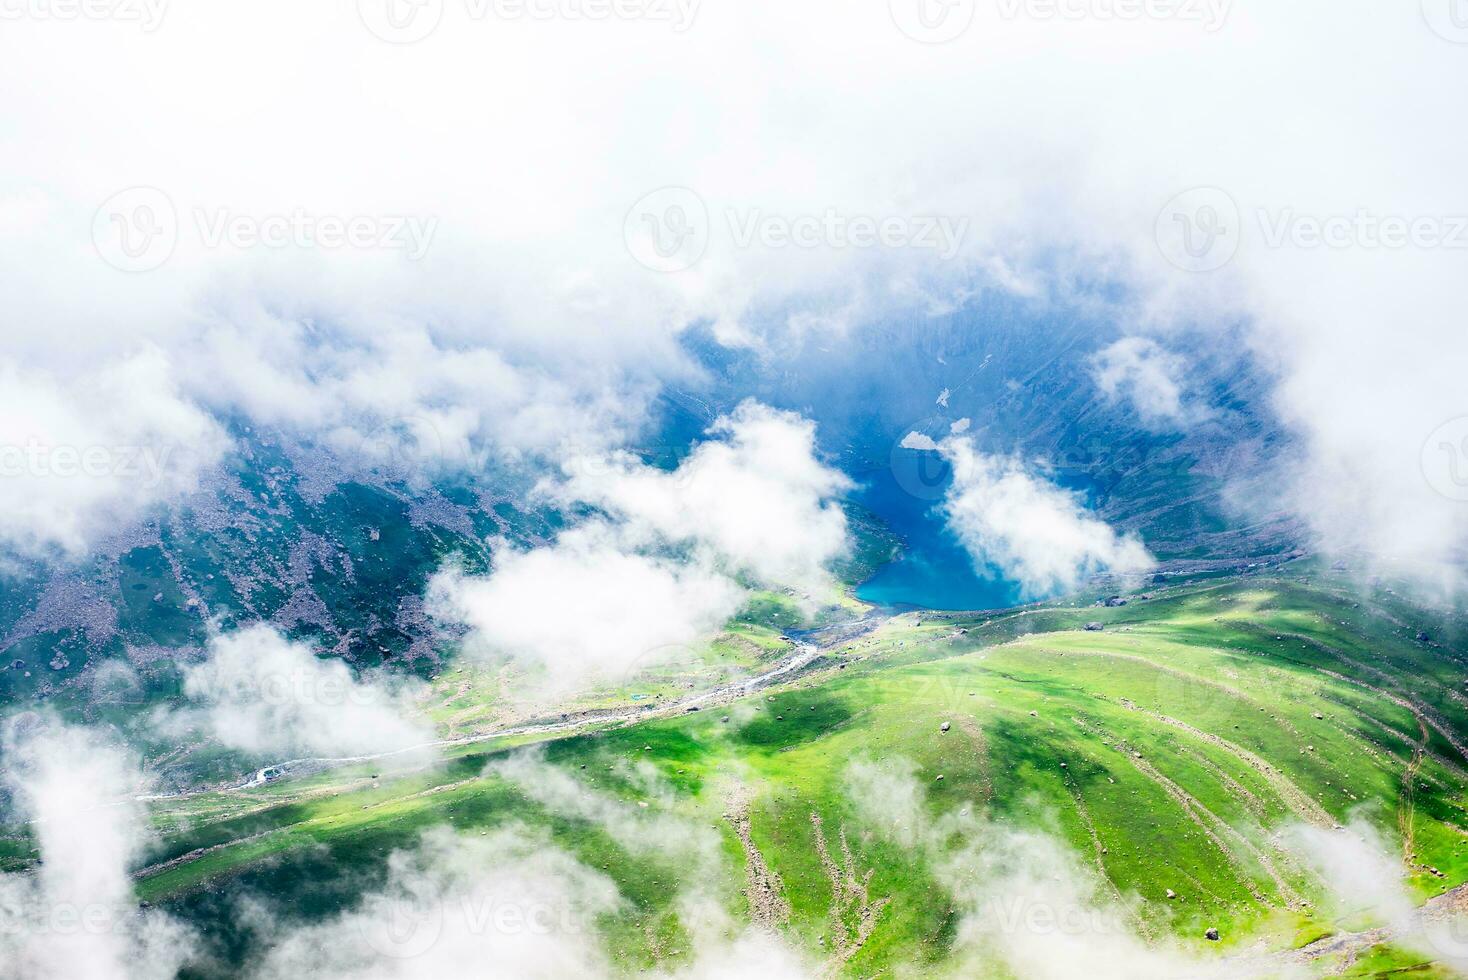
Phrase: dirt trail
[
  {"left": 1272, "top": 630, "right": 1468, "bottom": 766},
  {"left": 1145, "top": 710, "right": 1335, "bottom": 829},
  {"left": 810, "top": 813, "right": 889, "bottom": 969},
  {"left": 1063, "top": 647, "right": 1305, "bottom": 739},
  {"left": 1400, "top": 712, "right": 1429, "bottom": 862},
  {"left": 950, "top": 713, "right": 993, "bottom": 804},
  {"left": 1117, "top": 740, "right": 1296, "bottom": 907},
  {"left": 725, "top": 789, "right": 790, "bottom": 931}
]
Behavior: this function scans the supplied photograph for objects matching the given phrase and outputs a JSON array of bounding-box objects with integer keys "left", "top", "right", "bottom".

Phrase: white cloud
[
  {"left": 490, "top": 752, "right": 723, "bottom": 871},
  {"left": 250, "top": 824, "right": 620, "bottom": 980},
  {"left": 1, "top": 1, "right": 1465, "bottom": 579},
  {"left": 0, "top": 349, "right": 227, "bottom": 555},
  {"left": 555, "top": 401, "right": 851, "bottom": 593},
  {"left": 843, "top": 757, "right": 1286, "bottom": 980},
  {"left": 1090, "top": 337, "right": 1201, "bottom": 426},
  {"left": 248, "top": 811, "right": 812, "bottom": 980},
  {"left": 171, "top": 624, "right": 434, "bottom": 760},
  {"left": 844, "top": 756, "right": 931, "bottom": 850},
  {"left": 427, "top": 524, "right": 746, "bottom": 689},
  {"left": 1282, "top": 820, "right": 1468, "bottom": 973},
  {"left": 928, "top": 436, "right": 1153, "bottom": 595},
  {"left": 0, "top": 718, "right": 195, "bottom": 980},
  {"left": 179, "top": 314, "right": 654, "bottom": 475},
  {"left": 900, "top": 431, "right": 941, "bottom": 452},
  {"left": 431, "top": 402, "right": 849, "bottom": 690}
]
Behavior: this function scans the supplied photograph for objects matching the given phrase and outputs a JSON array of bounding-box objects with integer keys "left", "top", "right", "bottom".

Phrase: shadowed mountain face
[
  {"left": 0, "top": 300, "right": 1296, "bottom": 710},
  {"left": 662, "top": 297, "right": 1300, "bottom": 605}
]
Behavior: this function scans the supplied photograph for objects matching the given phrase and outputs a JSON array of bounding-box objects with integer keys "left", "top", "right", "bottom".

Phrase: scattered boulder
[
  {"left": 1084, "top": 622, "right": 1104, "bottom": 632},
  {"left": 941, "top": 722, "right": 951, "bottom": 733},
  {"left": 1105, "top": 596, "right": 1129, "bottom": 608},
  {"left": 1165, "top": 889, "right": 1176, "bottom": 900},
  {"left": 1204, "top": 927, "right": 1220, "bottom": 942},
  {"left": 1313, "top": 712, "right": 1324, "bottom": 720},
  {"left": 1416, "top": 630, "right": 1431, "bottom": 643}
]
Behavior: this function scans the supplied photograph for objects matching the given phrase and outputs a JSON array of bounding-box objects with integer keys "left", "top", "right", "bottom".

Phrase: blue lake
[
  {"left": 852, "top": 465, "right": 1025, "bottom": 611},
  {"left": 851, "top": 454, "right": 1104, "bottom": 611}
]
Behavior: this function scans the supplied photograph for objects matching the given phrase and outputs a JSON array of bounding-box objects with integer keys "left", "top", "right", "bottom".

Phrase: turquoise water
[
  {"left": 853, "top": 466, "right": 1024, "bottom": 611},
  {"left": 852, "top": 458, "right": 1105, "bottom": 611}
]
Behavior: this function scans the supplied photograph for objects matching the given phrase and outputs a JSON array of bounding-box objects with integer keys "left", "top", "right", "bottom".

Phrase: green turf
[{"left": 57, "top": 574, "right": 1468, "bottom": 977}]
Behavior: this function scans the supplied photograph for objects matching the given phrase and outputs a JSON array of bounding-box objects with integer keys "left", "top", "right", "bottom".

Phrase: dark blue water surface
[
  {"left": 852, "top": 464, "right": 1024, "bottom": 611},
  {"left": 850, "top": 450, "right": 1108, "bottom": 611}
]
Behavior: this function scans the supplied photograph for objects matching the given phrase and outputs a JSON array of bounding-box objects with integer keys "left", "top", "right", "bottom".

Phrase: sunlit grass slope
[{"left": 112, "top": 575, "right": 1468, "bottom": 976}]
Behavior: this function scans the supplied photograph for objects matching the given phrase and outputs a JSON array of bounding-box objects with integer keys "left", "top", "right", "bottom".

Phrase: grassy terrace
[{"left": 101, "top": 575, "right": 1468, "bottom": 976}]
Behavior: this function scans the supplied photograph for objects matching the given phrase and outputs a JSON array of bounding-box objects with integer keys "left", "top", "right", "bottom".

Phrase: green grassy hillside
[{"left": 68, "top": 574, "right": 1468, "bottom": 977}]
